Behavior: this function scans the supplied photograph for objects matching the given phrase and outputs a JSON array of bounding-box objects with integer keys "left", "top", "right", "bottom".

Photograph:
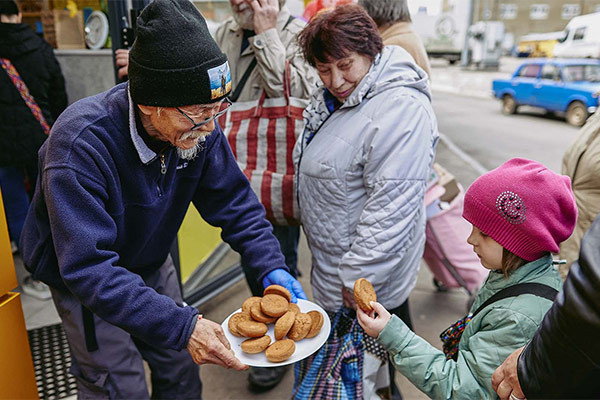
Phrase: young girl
[{"left": 357, "top": 158, "right": 577, "bottom": 399}]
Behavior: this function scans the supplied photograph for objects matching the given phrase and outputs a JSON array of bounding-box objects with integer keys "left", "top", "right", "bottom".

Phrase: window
[
  {"left": 562, "top": 4, "right": 581, "bottom": 19},
  {"left": 573, "top": 27, "right": 586, "bottom": 41},
  {"left": 558, "top": 29, "right": 569, "bottom": 43},
  {"left": 596, "top": 5, "right": 600, "bottom": 13},
  {"left": 562, "top": 65, "right": 600, "bottom": 82},
  {"left": 541, "top": 64, "right": 560, "bottom": 80},
  {"left": 518, "top": 64, "right": 541, "bottom": 78},
  {"left": 530, "top": 4, "right": 549, "bottom": 20},
  {"left": 500, "top": 4, "right": 518, "bottom": 20}
]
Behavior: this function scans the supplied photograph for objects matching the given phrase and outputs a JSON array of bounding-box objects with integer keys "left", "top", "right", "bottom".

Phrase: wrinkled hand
[
  {"left": 249, "top": 0, "right": 279, "bottom": 34},
  {"left": 186, "top": 317, "right": 248, "bottom": 370},
  {"left": 356, "top": 301, "right": 391, "bottom": 338},
  {"left": 342, "top": 287, "right": 356, "bottom": 310},
  {"left": 263, "top": 268, "right": 307, "bottom": 303},
  {"left": 115, "top": 49, "right": 129, "bottom": 80},
  {"left": 492, "top": 346, "right": 526, "bottom": 400}
]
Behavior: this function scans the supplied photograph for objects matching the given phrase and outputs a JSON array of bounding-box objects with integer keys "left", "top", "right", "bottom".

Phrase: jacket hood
[
  {"left": 343, "top": 45, "right": 430, "bottom": 106},
  {"left": 0, "top": 23, "right": 44, "bottom": 58},
  {"left": 302, "top": 46, "right": 430, "bottom": 141}
]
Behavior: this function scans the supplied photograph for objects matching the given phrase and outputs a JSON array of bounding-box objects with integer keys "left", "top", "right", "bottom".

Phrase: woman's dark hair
[
  {"left": 501, "top": 248, "right": 527, "bottom": 278},
  {"left": 0, "top": 0, "right": 19, "bottom": 16},
  {"left": 298, "top": 4, "right": 384, "bottom": 67},
  {"left": 359, "top": 0, "right": 412, "bottom": 26}
]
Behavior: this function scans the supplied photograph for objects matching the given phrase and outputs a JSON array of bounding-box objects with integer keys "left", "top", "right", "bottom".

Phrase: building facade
[{"left": 474, "top": 0, "right": 600, "bottom": 41}]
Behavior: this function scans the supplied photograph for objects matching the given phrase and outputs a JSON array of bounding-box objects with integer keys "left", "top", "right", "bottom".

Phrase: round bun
[
  {"left": 241, "top": 296, "right": 262, "bottom": 314},
  {"left": 237, "top": 321, "right": 268, "bottom": 338},
  {"left": 353, "top": 278, "right": 377, "bottom": 312},
  {"left": 288, "top": 303, "right": 301, "bottom": 315},
  {"left": 263, "top": 285, "right": 291, "bottom": 302},
  {"left": 287, "top": 313, "right": 312, "bottom": 341},
  {"left": 228, "top": 312, "right": 252, "bottom": 337},
  {"left": 261, "top": 294, "right": 289, "bottom": 317},
  {"left": 265, "top": 339, "right": 296, "bottom": 362},
  {"left": 241, "top": 335, "right": 271, "bottom": 354},
  {"left": 305, "top": 310, "right": 324, "bottom": 339},
  {"left": 274, "top": 311, "right": 295, "bottom": 340},
  {"left": 250, "top": 303, "right": 277, "bottom": 324}
]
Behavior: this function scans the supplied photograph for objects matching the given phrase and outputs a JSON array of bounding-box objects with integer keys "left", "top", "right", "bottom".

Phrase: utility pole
[{"left": 460, "top": 0, "right": 475, "bottom": 66}]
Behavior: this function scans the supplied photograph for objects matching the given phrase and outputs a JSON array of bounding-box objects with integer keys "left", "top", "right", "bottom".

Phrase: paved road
[{"left": 431, "top": 90, "right": 580, "bottom": 173}]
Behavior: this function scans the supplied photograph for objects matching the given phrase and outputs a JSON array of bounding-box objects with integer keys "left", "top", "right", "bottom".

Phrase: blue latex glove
[{"left": 263, "top": 268, "right": 307, "bottom": 303}]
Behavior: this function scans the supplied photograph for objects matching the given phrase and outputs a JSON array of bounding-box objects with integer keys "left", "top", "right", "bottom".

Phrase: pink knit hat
[{"left": 462, "top": 158, "right": 577, "bottom": 261}]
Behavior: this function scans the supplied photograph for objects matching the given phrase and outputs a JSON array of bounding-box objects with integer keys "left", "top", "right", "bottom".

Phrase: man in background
[
  {"left": 214, "top": 0, "right": 318, "bottom": 391},
  {"left": 0, "top": 0, "right": 67, "bottom": 300},
  {"left": 360, "top": 0, "right": 432, "bottom": 78}
]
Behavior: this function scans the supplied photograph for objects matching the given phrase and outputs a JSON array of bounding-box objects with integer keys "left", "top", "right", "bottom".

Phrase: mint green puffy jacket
[{"left": 378, "top": 255, "right": 561, "bottom": 399}]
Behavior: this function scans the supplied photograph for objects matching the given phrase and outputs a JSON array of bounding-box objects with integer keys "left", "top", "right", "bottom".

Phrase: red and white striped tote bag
[{"left": 221, "top": 62, "right": 308, "bottom": 226}]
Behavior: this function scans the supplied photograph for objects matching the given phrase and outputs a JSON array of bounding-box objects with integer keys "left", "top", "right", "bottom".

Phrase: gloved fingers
[{"left": 290, "top": 278, "right": 307, "bottom": 302}]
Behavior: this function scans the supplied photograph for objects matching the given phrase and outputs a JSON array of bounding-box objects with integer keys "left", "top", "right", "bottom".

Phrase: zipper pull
[{"left": 160, "top": 154, "right": 166, "bottom": 175}]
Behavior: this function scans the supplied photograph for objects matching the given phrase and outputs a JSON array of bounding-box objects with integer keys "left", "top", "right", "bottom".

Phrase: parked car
[
  {"left": 492, "top": 59, "right": 600, "bottom": 126},
  {"left": 553, "top": 12, "right": 600, "bottom": 59}
]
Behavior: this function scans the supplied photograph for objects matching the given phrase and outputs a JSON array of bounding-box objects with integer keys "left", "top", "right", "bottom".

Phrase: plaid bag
[
  {"left": 220, "top": 61, "right": 308, "bottom": 226},
  {"left": 292, "top": 307, "right": 364, "bottom": 400}
]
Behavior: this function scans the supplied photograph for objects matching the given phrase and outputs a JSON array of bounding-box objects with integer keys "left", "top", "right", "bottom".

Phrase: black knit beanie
[{"left": 129, "top": 0, "right": 231, "bottom": 106}]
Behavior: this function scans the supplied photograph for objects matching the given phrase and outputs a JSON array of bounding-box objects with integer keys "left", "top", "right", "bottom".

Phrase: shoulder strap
[
  {"left": 230, "top": 16, "right": 296, "bottom": 102},
  {"left": 472, "top": 282, "right": 558, "bottom": 318},
  {"left": 0, "top": 58, "right": 51, "bottom": 135}
]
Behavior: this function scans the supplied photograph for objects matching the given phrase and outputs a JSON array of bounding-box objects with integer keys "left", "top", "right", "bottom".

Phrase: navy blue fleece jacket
[{"left": 20, "top": 83, "right": 286, "bottom": 351}]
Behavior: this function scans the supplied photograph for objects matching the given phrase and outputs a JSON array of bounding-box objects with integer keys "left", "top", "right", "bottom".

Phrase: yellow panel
[
  {"left": 0, "top": 293, "right": 39, "bottom": 399},
  {"left": 0, "top": 188, "right": 17, "bottom": 296},
  {"left": 177, "top": 205, "right": 222, "bottom": 282}
]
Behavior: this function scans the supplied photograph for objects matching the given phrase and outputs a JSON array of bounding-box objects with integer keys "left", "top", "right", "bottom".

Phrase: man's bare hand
[
  {"left": 249, "top": 0, "right": 279, "bottom": 34},
  {"left": 492, "top": 346, "right": 527, "bottom": 400},
  {"left": 186, "top": 317, "right": 248, "bottom": 371},
  {"left": 115, "top": 49, "right": 129, "bottom": 80}
]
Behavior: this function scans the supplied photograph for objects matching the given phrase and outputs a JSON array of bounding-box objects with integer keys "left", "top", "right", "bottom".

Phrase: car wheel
[
  {"left": 566, "top": 101, "right": 588, "bottom": 127},
  {"left": 501, "top": 94, "right": 517, "bottom": 115}
]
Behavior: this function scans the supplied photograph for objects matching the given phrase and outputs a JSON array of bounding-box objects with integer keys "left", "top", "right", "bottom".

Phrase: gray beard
[
  {"left": 232, "top": 8, "right": 254, "bottom": 30},
  {"left": 177, "top": 144, "right": 201, "bottom": 160}
]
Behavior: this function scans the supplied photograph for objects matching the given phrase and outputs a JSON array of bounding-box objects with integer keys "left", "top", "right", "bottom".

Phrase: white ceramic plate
[{"left": 222, "top": 299, "right": 331, "bottom": 367}]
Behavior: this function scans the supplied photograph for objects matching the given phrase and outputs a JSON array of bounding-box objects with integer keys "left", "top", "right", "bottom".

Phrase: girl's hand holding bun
[{"left": 356, "top": 301, "right": 392, "bottom": 338}]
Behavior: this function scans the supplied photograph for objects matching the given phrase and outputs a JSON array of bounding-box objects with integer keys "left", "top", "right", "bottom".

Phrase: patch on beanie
[
  {"left": 496, "top": 191, "right": 526, "bottom": 224},
  {"left": 208, "top": 61, "right": 231, "bottom": 100}
]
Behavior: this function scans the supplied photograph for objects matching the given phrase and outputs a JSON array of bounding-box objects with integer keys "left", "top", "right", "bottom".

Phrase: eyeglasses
[{"left": 175, "top": 98, "right": 232, "bottom": 130}]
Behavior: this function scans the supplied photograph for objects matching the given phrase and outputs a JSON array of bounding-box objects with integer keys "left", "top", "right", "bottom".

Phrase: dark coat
[
  {"left": 0, "top": 22, "right": 67, "bottom": 167},
  {"left": 518, "top": 214, "right": 600, "bottom": 398}
]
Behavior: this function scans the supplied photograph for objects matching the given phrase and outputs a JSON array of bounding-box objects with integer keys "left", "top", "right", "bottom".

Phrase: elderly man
[
  {"left": 19, "top": 0, "right": 306, "bottom": 398},
  {"left": 359, "top": 0, "right": 431, "bottom": 78},
  {"left": 214, "top": 0, "right": 317, "bottom": 390}
]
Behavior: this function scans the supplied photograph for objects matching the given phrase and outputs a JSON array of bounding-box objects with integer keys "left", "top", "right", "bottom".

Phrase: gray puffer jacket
[{"left": 294, "top": 46, "right": 439, "bottom": 311}]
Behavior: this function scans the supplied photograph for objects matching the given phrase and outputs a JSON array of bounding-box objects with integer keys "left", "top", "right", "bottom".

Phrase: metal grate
[{"left": 28, "top": 324, "right": 77, "bottom": 399}]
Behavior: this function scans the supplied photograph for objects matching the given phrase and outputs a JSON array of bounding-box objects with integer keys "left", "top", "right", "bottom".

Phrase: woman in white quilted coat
[{"left": 294, "top": 5, "right": 438, "bottom": 398}]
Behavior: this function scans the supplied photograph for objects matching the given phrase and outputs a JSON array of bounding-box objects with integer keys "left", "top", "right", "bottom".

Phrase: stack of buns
[{"left": 228, "top": 285, "right": 324, "bottom": 362}]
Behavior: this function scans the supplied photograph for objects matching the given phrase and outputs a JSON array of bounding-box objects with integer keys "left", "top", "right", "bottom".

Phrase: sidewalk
[{"left": 14, "top": 134, "right": 486, "bottom": 400}]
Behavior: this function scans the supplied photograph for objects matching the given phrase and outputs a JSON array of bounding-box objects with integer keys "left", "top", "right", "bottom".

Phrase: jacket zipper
[{"left": 157, "top": 153, "right": 167, "bottom": 197}]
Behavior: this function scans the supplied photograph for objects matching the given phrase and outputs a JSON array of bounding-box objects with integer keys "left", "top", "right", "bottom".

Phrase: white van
[{"left": 553, "top": 12, "right": 600, "bottom": 59}]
